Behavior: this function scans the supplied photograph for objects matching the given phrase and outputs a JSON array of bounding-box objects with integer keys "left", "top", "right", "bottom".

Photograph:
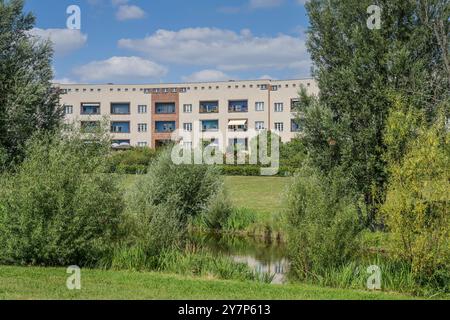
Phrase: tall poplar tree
[
  {"left": 301, "top": 0, "right": 449, "bottom": 227},
  {"left": 0, "top": 0, "right": 63, "bottom": 166}
]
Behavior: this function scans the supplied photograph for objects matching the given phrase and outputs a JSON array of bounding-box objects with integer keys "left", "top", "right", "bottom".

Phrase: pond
[{"left": 189, "top": 232, "right": 289, "bottom": 284}]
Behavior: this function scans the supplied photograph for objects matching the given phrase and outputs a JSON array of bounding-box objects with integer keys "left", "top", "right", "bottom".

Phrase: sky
[{"left": 25, "top": 0, "right": 311, "bottom": 84}]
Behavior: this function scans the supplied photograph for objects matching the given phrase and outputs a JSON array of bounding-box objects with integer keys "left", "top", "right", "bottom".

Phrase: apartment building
[{"left": 58, "top": 78, "right": 319, "bottom": 150}]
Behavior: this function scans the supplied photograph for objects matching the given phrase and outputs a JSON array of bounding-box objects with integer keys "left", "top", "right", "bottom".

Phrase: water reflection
[{"left": 189, "top": 232, "right": 289, "bottom": 284}]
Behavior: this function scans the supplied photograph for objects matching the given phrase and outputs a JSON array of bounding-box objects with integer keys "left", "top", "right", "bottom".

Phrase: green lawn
[
  {"left": 224, "top": 176, "right": 290, "bottom": 215},
  {"left": 122, "top": 175, "right": 290, "bottom": 216},
  {"left": 0, "top": 266, "right": 414, "bottom": 300}
]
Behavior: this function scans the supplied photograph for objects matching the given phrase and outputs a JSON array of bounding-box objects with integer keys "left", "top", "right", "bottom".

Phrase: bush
[
  {"left": 285, "top": 165, "right": 363, "bottom": 280},
  {"left": 382, "top": 113, "right": 450, "bottom": 291},
  {"left": 107, "top": 147, "right": 158, "bottom": 174},
  {"left": 201, "top": 189, "right": 234, "bottom": 230},
  {"left": 124, "top": 148, "right": 225, "bottom": 257},
  {"left": 217, "top": 164, "right": 296, "bottom": 176},
  {"left": 0, "top": 132, "right": 124, "bottom": 266}
]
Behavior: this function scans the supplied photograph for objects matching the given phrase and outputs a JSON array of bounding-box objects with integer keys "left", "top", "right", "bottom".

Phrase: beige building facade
[{"left": 58, "top": 78, "right": 318, "bottom": 149}]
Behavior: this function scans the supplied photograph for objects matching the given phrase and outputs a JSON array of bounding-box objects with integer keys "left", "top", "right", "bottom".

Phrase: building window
[
  {"left": 138, "top": 123, "right": 148, "bottom": 133},
  {"left": 274, "top": 122, "right": 284, "bottom": 132},
  {"left": 274, "top": 103, "right": 283, "bottom": 112},
  {"left": 260, "top": 84, "right": 268, "bottom": 90},
  {"left": 81, "top": 103, "right": 100, "bottom": 115},
  {"left": 155, "top": 121, "right": 176, "bottom": 133},
  {"left": 155, "top": 102, "right": 176, "bottom": 114},
  {"left": 111, "top": 103, "right": 130, "bottom": 115},
  {"left": 255, "top": 102, "right": 264, "bottom": 112},
  {"left": 137, "top": 142, "right": 148, "bottom": 147},
  {"left": 138, "top": 105, "right": 147, "bottom": 114},
  {"left": 200, "top": 101, "right": 219, "bottom": 113},
  {"left": 291, "top": 98, "right": 300, "bottom": 111},
  {"left": 201, "top": 120, "right": 219, "bottom": 132},
  {"left": 228, "top": 100, "right": 248, "bottom": 113},
  {"left": 255, "top": 121, "right": 265, "bottom": 130},
  {"left": 183, "top": 104, "right": 192, "bottom": 113},
  {"left": 80, "top": 121, "right": 99, "bottom": 133},
  {"left": 111, "top": 122, "right": 130, "bottom": 133},
  {"left": 64, "top": 105, "right": 73, "bottom": 115},
  {"left": 183, "top": 123, "right": 193, "bottom": 132},
  {"left": 291, "top": 119, "right": 303, "bottom": 132}
]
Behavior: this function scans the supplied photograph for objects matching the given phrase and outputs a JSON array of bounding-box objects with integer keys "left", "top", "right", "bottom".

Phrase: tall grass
[{"left": 99, "top": 245, "right": 274, "bottom": 284}]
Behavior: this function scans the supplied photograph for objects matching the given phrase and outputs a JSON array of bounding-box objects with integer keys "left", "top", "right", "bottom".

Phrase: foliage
[
  {"left": 0, "top": 0, "right": 63, "bottom": 165},
  {"left": 122, "top": 148, "right": 225, "bottom": 259},
  {"left": 285, "top": 165, "right": 363, "bottom": 280},
  {"left": 127, "top": 148, "right": 223, "bottom": 224},
  {"left": 107, "top": 147, "right": 159, "bottom": 174},
  {"left": 0, "top": 131, "right": 124, "bottom": 266},
  {"left": 201, "top": 189, "right": 234, "bottom": 230},
  {"left": 302, "top": 0, "right": 449, "bottom": 226},
  {"left": 382, "top": 110, "right": 450, "bottom": 291}
]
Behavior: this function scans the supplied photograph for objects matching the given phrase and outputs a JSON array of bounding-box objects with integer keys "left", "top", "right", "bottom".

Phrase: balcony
[
  {"left": 155, "top": 102, "right": 176, "bottom": 114},
  {"left": 228, "top": 100, "right": 248, "bottom": 113},
  {"left": 201, "top": 120, "right": 219, "bottom": 132},
  {"left": 155, "top": 121, "right": 176, "bottom": 133},
  {"left": 291, "top": 119, "right": 303, "bottom": 132},
  {"left": 200, "top": 101, "right": 219, "bottom": 113},
  {"left": 111, "top": 121, "right": 130, "bottom": 133},
  {"left": 228, "top": 119, "right": 248, "bottom": 132},
  {"left": 81, "top": 103, "right": 100, "bottom": 115},
  {"left": 111, "top": 103, "right": 130, "bottom": 115}
]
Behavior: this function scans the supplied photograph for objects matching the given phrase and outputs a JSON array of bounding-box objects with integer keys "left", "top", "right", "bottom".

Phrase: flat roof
[{"left": 54, "top": 77, "right": 316, "bottom": 87}]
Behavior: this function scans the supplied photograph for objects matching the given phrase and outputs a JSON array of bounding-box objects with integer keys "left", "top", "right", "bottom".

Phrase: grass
[
  {"left": 0, "top": 266, "right": 416, "bottom": 300},
  {"left": 121, "top": 175, "right": 290, "bottom": 217},
  {"left": 224, "top": 176, "right": 290, "bottom": 216}
]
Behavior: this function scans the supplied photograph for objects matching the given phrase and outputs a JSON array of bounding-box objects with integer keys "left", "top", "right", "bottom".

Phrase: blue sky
[{"left": 25, "top": 0, "right": 311, "bottom": 84}]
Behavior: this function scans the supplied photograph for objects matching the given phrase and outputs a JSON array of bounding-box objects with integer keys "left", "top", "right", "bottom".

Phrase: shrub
[
  {"left": 0, "top": 131, "right": 124, "bottom": 266},
  {"left": 123, "top": 148, "right": 225, "bottom": 258},
  {"left": 128, "top": 148, "right": 223, "bottom": 223},
  {"left": 285, "top": 165, "right": 363, "bottom": 280},
  {"left": 382, "top": 113, "right": 450, "bottom": 291},
  {"left": 107, "top": 147, "right": 158, "bottom": 174},
  {"left": 201, "top": 189, "right": 234, "bottom": 230}
]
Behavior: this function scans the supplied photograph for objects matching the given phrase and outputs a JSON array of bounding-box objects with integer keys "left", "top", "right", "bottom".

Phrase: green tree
[
  {"left": 301, "top": 0, "right": 449, "bottom": 227},
  {"left": 0, "top": 0, "right": 62, "bottom": 165},
  {"left": 382, "top": 110, "right": 449, "bottom": 290}
]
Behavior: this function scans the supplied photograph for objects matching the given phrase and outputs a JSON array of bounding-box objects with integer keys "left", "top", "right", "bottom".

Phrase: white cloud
[
  {"left": 182, "top": 70, "right": 233, "bottom": 82},
  {"left": 29, "top": 28, "right": 87, "bottom": 56},
  {"left": 52, "top": 77, "right": 77, "bottom": 84},
  {"left": 73, "top": 56, "right": 167, "bottom": 82},
  {"left": 116, "top": 4, "right": 146, "bottom": 21},
  {"left": 118, "top": 27, "right": 310, "bottom": 74},
  {"left": 259, "top": 74, "right": 276, "bottom": 80},
  {"left": 249, "top": 0, "right": 283, "bottom": 9}
]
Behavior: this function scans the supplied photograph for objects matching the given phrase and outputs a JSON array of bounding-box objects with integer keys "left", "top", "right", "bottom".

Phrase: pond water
[{"left": 189, "top": 232, "right": 289, "bottom": 284}]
